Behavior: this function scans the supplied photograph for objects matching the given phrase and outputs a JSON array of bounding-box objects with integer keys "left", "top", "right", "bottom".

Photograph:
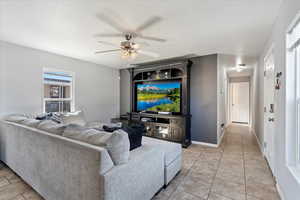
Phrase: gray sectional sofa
[{"left": 0, "top": 120, "right": 182, "bottom": 200}]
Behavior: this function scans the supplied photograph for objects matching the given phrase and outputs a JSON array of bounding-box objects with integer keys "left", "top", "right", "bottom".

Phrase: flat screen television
[{"left": 136, "top": 82, "right": 181, "bottom": 114}]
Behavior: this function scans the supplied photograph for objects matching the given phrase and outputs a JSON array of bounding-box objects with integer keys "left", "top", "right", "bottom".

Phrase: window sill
[{"left": 288, "top": 166, "right": 300, "bottom": 185}]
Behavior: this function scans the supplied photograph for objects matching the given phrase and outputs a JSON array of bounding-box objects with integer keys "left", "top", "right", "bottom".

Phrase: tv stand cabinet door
[{"left": 170, "top": 126, "right": 184, "bottom": 142}]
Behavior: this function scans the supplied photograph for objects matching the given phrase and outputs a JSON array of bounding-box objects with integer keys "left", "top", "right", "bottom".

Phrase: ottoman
[{"left": 142, "top": 137, "right": 182, "bottom": 185}]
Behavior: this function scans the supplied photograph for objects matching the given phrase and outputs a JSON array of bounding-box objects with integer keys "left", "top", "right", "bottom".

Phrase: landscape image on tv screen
[{"left": 137, "top": 82, "right": 181, "bottom": 113}]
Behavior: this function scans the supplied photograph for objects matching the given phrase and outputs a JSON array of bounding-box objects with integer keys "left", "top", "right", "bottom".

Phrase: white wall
[
  {"left": 256, "top": 0, "right": 300, "bottom": 199},
  {"left": 0, "top": 41, "right": 120, "bottom": 123}
]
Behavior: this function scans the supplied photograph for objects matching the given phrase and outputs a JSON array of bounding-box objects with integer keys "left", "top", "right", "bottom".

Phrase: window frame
[
  {"left": 286, "top": 12, "right": 300, "bottom": 174},
  {"left": 42, "top": 68, "right": 75, "bottom": 113},
  {"left": 297, "top": 46, "right": 300, "bottom": 168}
]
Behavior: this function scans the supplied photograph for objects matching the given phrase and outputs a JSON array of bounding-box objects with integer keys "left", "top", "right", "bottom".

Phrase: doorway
[
  {"left": 230, "top": 81, "right": 250, "bottom": 124},
  {"left": 264, "top": 47, "right": 275, "bottom": 174}
]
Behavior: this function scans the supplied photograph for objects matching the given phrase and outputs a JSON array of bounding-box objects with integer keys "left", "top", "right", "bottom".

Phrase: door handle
[{"left": 268, "top": 118, "right": 275, "bottom": 122}]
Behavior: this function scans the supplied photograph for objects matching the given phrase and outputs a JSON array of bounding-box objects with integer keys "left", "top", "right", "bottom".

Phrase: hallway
[{"left": 154, "top": 124, "right": 280, "bottom": 200}]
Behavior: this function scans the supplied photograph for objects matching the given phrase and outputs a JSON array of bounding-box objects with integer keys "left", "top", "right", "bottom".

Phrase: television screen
[{"left": 136, "top": 82, "right": 181, "bottom": 113}]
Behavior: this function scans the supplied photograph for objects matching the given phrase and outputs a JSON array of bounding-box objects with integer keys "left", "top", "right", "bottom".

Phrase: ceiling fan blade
[
  {"left": 136, "top": 41, "right": 150, "bottom": 47},
  {"left": 138, "top": 35, "right": 166, "bottom": 42},
  {"left": 96, "top": 14, "right": 128, "bottom": 33},
  {"left": 94, "top": 33, "right": 124, "bottom": 38},
  {"left": 95, "top": 49, "right": 121, "bottom": 54},
  {"left": 137, "top": 50, "right": 159, "bottom": 58},
  {"left": 98, "top": 41, "right": 119, "bottom": 47},
  {"left": 135, "top": 16, "right": 162, "bottom": 33}
]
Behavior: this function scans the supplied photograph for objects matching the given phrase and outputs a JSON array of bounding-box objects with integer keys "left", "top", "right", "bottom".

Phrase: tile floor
[
  {"left": 153, "top": 124, "right": 280, "bottom": 200},
  {"left": 0, "top": 124, "right": 280, "bottom": 200}
]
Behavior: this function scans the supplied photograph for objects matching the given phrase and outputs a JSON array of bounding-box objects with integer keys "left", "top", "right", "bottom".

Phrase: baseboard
[
  {"left": 251, "top": 128, "right": 264, "bottom": 156},
  {"left": 217, "top": 125, "right": 228, "bottom": 147},
  {"left": 192, "top": 125, "right": 227, "bottom": 148},
  {"left": 217, "top": 132, "right": 225, "bottom": 147},
  {"left": 276, "top": 183, "right": 286, "bottom": 200},
  {"left": 192, "top": 141, "right": 218, "bottom": 148}
]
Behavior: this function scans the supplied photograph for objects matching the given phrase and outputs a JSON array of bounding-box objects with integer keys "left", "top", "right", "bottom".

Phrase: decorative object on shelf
[{"left": 275, "top": 72, "right": 282, "bottom": 90}]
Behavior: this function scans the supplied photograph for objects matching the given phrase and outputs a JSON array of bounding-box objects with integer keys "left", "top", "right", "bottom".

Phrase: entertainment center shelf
[
  {"left": 133, "top": 67, "right": 184, "bottom": 82},
  {"left": 128, "top": 59, "right": 193, "bottom": 147},
  {"left": 130, "top": 112, "right": 191, "bottom": 146}
]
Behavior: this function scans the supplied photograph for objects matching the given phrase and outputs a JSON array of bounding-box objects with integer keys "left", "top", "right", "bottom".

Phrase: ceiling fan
[
  {"left": 94, "top": 14, "right": 166, "bottom": 59},
  {"left": 95, "top": 34, "right": 159, "bottom": 59}
]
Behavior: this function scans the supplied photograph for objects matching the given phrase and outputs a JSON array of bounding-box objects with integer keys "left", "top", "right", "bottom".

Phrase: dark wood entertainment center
[{"left": 128, "top": 58, "right": 193, "bottom": 147}]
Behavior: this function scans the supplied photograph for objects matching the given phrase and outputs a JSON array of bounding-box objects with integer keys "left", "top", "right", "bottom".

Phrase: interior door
[
  {"left": 264, "top": 51, "right": 275, "bottom": 174},
  {"left": 231, "top": 82, "right": 250, "bottom": 123}
]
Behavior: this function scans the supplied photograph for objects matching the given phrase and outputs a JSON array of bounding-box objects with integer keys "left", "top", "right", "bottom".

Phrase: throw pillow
[
  {"left": 36, "top": 113, "right": 53, "bottom": 121},
  {"left": 105, "top": 129, "right": 130, "bottom": 165},
  {"left": 61, "top": 111, "right": 86, "bottom": 126},
  {"left": 122, "top": 123, "right": 144, "bottom": 151}
]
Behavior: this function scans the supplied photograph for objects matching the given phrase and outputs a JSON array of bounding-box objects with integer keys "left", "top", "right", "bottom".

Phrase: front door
[
  {"left": 230, "top": 82, "right": 250, "bottom": 124},
  {"left": 264, "top": 50, "right": 275, "bottom": 174}
]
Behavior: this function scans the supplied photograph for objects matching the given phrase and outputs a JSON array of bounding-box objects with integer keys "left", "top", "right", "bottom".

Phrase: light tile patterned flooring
[
  {"left": 153, "top": 124, "right": 280, "bottom": 200},
  {"left": 0, "top": 124, "right": 280, "bottom": 200}
]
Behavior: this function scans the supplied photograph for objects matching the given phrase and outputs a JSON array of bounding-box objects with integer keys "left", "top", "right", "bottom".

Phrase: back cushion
[
  {"left": 20, "top": 119, "right": 41, "bottom": 128},
  {"left": 4, "top": 114, "right": 28, "bottom": 123},
  {"left": 61, "top": 111, "right": 86, "bottom": 126},
  {"left": 63, "top": 124, "right": 112, "bottom": 146},
  {"left": 37, "top": 120, "right": 67, "bottom": 135},
  {"left": 63, "top": 125, "right": 130, "bottom": 165}
]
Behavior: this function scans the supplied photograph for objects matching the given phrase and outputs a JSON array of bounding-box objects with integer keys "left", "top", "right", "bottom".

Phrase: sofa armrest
[{"left": 102, "top": 144, "right": 164, "bottom": 200}]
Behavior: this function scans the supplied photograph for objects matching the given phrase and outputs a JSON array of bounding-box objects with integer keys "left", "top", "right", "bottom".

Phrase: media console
[{"left": 128, "top": 58, "right": 192, "bottom": 147}]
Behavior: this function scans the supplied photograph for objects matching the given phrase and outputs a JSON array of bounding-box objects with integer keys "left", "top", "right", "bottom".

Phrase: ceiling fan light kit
[{"left": 94, "top": 14, "right": 166, "bottom": 59}]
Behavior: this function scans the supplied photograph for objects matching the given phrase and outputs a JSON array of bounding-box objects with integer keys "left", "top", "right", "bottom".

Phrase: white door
[
  {"left": 264, "top": 50, "right": 275, "bottom": 173},
  {"left": 230, "top": 82, "right": 250, "bottom": 123}
]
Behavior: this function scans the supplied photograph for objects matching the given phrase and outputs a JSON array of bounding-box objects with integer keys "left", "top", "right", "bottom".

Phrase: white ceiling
[
  {"left": 227, "top": 68, "right": 253, "bottom": 77},
  {"left": 0, "top": 0, "right": 282, "bottom": 68}
]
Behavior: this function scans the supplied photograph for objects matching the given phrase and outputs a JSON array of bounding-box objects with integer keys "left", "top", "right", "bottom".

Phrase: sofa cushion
[
  {"left": 20, "top": 118, "right": 41, "bottom": 128},
  {"left": 142, "top": 137, "right": 182, "bottom": 166},
  {"left": 102, "top": 123, "right": 144, "bottom": 151},
  {"left": 122, "top": 123, "right": 144, "bottom": 151},
  {"left": 85, "top": 121, "right": 105, "bottom": 130},
  {"left": 4, "top": 114, "right": 28, "bottom": 123},
  {"left": 37, "top": 120, "right": 67, "bottom": 135},
  {"left": 60, "top": 111, "right": 86, "bottom": 126},
  {"left": 63, "top": 124, "right": 112, "bottom": 146},
  {"left": 63, "top": 125, "right": 130, "bottom": 165},
  {"left": 106, "top": 129, "right": 130, "bottom": 165}
]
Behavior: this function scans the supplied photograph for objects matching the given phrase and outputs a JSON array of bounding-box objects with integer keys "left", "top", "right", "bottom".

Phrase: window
[
  {"left": 287, "top": 15, "right": 300, "bottom": 170},
  {"left": 43, "top": 69, "right": 74, "bottom": 113}
]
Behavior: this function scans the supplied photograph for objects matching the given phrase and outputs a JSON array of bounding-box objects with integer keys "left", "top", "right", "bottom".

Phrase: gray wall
[
  {"left": 120, "top": 54, "right": 218, "bottom": 144},
  {"left": 190, "top": 55, "right": 218, "bottom": 144},
  {"left": 0, "top": 41, "right": 120, "bottom": 123},
  {"left": 120, "top": 69, "right": 131, "bottom": 115}
]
